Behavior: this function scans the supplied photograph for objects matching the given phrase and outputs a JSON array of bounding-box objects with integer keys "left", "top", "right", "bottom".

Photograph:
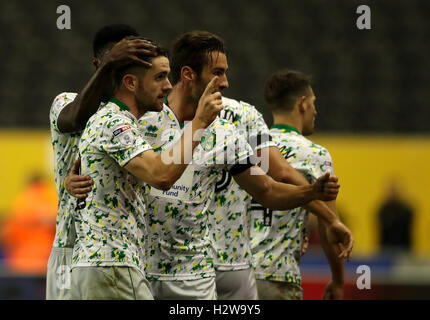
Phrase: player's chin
[
  {"left": 158, "top": 95, "right": 167, "bottom": 107},
  {"left": 153, "top": 98, "right": 164, "bottom": 111}
]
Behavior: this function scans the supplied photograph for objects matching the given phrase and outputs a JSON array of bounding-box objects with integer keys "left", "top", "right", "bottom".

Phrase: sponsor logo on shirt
[
  {"left": 324, "top": 160, "right": 333, "bottom": 167},
  {"left": 219, "top": 109, "right": 239, "bottom": 123},
  {"left": 113, "top": 125, "right": 131, "bottom": 137},
  {"left": 279, "top": 146, "right": 294, "bottom": 160}
]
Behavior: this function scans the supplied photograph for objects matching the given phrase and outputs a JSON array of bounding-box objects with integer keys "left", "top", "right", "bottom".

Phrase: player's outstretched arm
[
  {"left": 233, "top": 167, "right": 338, "bottom": 211},
  {"left": 125, "top": 77, "right": 223, "bottom": 190},
  {"left": 266, "top": 146, "right": 343, "bottom": 219},
  {"left": 265, "top": 146, "right": 343, "bottom": 219},
  {"left": 266, "top": 145, "right": 341, "bottom": 198},
  {"left": 318, "top": 201, "right": 346, "bottom": 299},
  {"left": 57, "top": 38, "right": 157, "bottom": 133}
]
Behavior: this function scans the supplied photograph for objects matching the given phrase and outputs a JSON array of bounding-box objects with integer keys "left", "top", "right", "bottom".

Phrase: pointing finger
[{"left": 202, "top": 76, "right": 219, "bottom": 97}]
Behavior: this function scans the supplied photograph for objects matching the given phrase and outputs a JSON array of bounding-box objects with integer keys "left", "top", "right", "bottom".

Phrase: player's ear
[
  {"left": 298, "top": 96, "right": 307, "bottom": 113},
  {"left": 122, "top": 74, "right": 138, "bottom": 92},
  {"left": 181, "top": 66, "right": 196, "bottom": 82}
]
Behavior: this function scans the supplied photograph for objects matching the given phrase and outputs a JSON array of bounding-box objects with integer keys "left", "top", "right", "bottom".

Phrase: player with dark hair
[
  {"left": 170, "top": 31, "right": 226, "bottom": 85},
  {"left": 251, "top": 69, "right": 346, "bottom": 300},
  {"left": 138, "top": 30, "right": 346, "bottom": 300},
  {"left": 92, "top": 24, "right": 139, "bottom": 61},
  {"left": 65, "top": 31, "right": 352, "bottom": 300},
  {"left": 47, "top": 24, "right": 156, "bottom": 300},
  {"left": 70, "top": 37, "right": 224, "bottom": 300}
]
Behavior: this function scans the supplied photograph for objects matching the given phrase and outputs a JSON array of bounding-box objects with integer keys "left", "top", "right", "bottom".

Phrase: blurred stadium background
[{"left": 1, "top": 0, "right": 430, "bottom": 299}]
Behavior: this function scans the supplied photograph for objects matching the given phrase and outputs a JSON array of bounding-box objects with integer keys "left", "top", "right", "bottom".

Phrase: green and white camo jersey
[
  {"left": 49, "top": 92, "right": 80, "bottom": 248},
  {"left": 138, "top": 104, "right": 254, "bottom": 280},
  {"left": 72, "top": 97, "right": 152, "bottom": 273},
  {"left": 250, "top": 124, "right": 334, "bottom": 285},
  {"left": 208, "top": 96, "right": 276, "bottom": 271}
]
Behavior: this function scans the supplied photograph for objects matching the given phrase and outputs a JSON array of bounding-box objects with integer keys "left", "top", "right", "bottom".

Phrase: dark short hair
[
  {"left": 112, "top": 36, "right": 169, "bottom": 89},
  {"left": 122, "top": 36, "right": 169, "bottom": 63},
  {"left": 171, "top": 31, "right": 226, "bottom": 84},
  {"left": 92, "top": 24, "right": 139, "bottom": 59},
  {"left": 264, "top": 69, "right": 313, "bottom": 112}
]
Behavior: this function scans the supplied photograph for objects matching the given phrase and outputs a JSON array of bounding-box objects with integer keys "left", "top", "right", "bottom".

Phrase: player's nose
[
  {"left": 164, "top": 79, "right": 173, "bottom": 91},
  {"left": 219, "top": 75, "right": 229, "bottom": 91}
]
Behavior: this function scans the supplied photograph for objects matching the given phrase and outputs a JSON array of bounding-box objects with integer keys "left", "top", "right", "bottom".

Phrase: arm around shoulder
[{"left": 124, "top": 150, "right": 176, "bottom": 190}]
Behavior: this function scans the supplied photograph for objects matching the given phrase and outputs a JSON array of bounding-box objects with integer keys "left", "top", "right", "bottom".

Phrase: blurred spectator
[
  {"left": 0, "top": 174, "right": 57, "bottom": 275},
  {"left": 378, "top": 179, "right": 414, "bottom": 252}
]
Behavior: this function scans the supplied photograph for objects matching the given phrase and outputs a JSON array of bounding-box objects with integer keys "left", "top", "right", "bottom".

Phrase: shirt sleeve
[
  {"left": 49, "top": 92, "right": 78, "bottom": 132},
  {"left": 306, "top": 147, "right": 335, "bottom": 183},
  {"left": 197, "top": 119, "right": 255, "bottom": 173},
  {"left": 227, "top": 128, "right": 256, "bottom": 176},
  {"left": 99, "top": 115, "right": 153, "bottom": 167}
]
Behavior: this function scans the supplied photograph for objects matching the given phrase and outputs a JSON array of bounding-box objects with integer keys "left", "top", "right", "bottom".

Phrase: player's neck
[
  {"left": 113, "top": 92, "right": 141, "bottom": 119},
  {"left": 273, "top": 112, "right": 303, "bottom": 134},
  {"left": 167, "top": 84, "right": 196, "bottom": 124}
]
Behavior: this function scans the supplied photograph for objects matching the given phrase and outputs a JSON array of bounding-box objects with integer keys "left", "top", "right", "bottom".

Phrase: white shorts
[
  {"left": 46, "top": 247, "right": 73, "bottom": 300},
  {"left": 149, "top": 277, "right": 217, "bottom": 300},
  {"left": 70, "top": 266, "right": 153, "bottom": 300},
  {"left": 215, "top": 268, "right": 258, "bottom": 300}
]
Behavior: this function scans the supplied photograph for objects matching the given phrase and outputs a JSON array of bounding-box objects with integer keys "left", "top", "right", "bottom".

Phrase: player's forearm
[
  {"left": 274, "top": 164, "right": 338, "bottom": 223},
  {"left": 318, "top": 216, "right": 345, "bottom": 284},
  {"left": 271, "top": 162, "right": 310, "bottom": 186},
  {"left": 251, "top": 177, "right": 317, "bottom": 211},
  {"left": 57, "top": 63, "right": 113, "bottom": 133},
  {"left": 304, "top": 200, "right": 338, "bottom": 225},
  {"left": 165, "top": 118, "right": 206, "bottom": 164},
  {"left": 266, "top": 148, "right": 338, "bottom": 224},
  {"left": 156, "top": 118, "right": 206, "bottom": 187}
]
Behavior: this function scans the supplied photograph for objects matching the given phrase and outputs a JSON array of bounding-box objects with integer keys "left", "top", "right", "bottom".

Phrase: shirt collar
[
  {"left": 270, "top": 123, "right": 301, "bottom": 135},
  {"left": 108, "top": 97, "right": 130, "bottom": 111}
]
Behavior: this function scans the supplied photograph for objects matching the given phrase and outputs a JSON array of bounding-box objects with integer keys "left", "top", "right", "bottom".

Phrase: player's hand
[
  {"left": 194, "top": 76, "right": 223, "bottom": 128},
  {"left": 326, "top": 219, "right": 353, "bottom": 261},
  {"left": 65, "top": 159, "right": 93, "bottom": 199},
  {"left": 312, "top": 172, "right": 340, "bottom": 201},
  {"left": 322, "top": 280, "right": 344, "bottom": 300},
  {"left": 101, "top": 37, "right": 157, "bottom": 69}
]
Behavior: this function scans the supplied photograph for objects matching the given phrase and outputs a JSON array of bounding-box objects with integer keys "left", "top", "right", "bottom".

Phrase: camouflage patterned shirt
[
  {"left": 49, "top": 92, "right": 80, "bottom": 248},
  {"left": 250, "top": 124, "right": 334, "bottom": 285},
  {"left": 72, "top": 97, "right": 152, "bottom": 272},
  {"left": 208, "top": 97, "right": 276, "bottom": 271},
  {"left": 139, "top": 104, "right": 254, "bottom": 280}
]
